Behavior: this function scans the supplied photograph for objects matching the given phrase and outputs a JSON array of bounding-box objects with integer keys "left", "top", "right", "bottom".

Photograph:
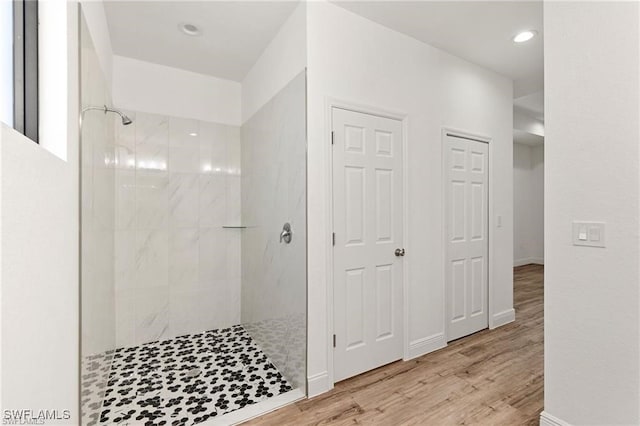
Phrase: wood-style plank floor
[{"left": 245, "top": 264, "right": 543, "bottom": 425}]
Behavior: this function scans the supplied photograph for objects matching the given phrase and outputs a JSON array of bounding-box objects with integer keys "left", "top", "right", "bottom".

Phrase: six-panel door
[
  {"left": 332, "top": 108, "right": 404, "bottom": 382},
  {"left": 444, "top": 134, "right": 489, "bottom": 342}
]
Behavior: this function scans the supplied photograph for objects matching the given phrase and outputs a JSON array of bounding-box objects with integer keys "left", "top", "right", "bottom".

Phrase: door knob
[{"left": 395, "top": 248, "right": 405, "bottom": 257}]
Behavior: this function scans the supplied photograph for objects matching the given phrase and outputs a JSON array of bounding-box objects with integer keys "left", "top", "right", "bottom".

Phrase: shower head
[
  {"left": 120, "top": 114, "right": 133, "bottom": 126},
  {"left": 82, "top": 105, "right": 133, "bottom": 126}
]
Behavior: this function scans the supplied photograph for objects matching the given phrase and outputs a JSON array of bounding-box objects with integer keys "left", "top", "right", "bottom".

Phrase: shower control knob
[
  {"left": 280, "top": 223, "right": 293, "bottom": 244},
  {"left": 395, "top": 248, "right": 405, "bottom": 257}
]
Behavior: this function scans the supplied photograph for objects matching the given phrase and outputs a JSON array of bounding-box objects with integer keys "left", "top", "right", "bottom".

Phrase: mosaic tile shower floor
[{"left": 81, "top": 325, "right": 293, "bottom": 426}]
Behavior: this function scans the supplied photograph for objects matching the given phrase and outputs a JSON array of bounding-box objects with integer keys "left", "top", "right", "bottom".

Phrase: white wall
[
  {"left": 542, "top": 2, "right": 640, "bottom": 425},
  {"left": 241, "top": 2, "right": 306, "bottom": 123},
  {"left": 513, "top": 143, "right": 544, "bottom": 266},
  {"left": 306, "top": 1, "right": 513, "bottom": 396},
  {"left": 112, "top": 55, "right": 241, "bottom": 126},
  {"left": 79, "top": 0, "right": 113, "bottom": 86},
  {"left": 0, "top": 3, "right": 79, "bottom": 421},
  {"left": 514, "top": 108, "right": 544, "bottom": 137}
]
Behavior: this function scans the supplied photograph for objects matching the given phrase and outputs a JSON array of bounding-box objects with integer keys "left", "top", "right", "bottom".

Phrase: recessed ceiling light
[
  {"left": 179, "top": 23, "right": 202, "bottom": 37},
  {"left": 513, "top": 30, "right": 537, "bottom": 43},
  {"left": 189, "top": 132, "right": 198, "bottom": 137}
]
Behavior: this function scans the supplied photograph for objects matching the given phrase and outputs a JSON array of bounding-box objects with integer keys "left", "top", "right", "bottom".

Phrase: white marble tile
[
  {"left": 81, "top": 119, "right": 95, "bottom": 172},
  {"left": 115, "top": 110, "right": 136, "bottom": 170},
  {"left": 115, "top": 169, "right": 136, "bottom": 230},
  {"left": 81, "top": 168, "right": 94, "bottom": 235},
  {"left": 168, "top": 283, "right": 239, "bottom": 338},
  {"left": 227, "top": 127, "right": 241, "bottom": 175},
  {"left": 226, "top": 175, "right": 241, "bottom": 226},
  {"left": 135, "top": 229, "right": 169, "bottom": 288},
  {"left": 169, "top": 228, "right": 199, "bottom": 287},
  {"left": 169, "top": 145, "right": 200, "bottom": 174},
  {"left": 115, "top": 289, "right": 136, "bottom": 348},
  {"left": 169, "top": 117, "right": 199, "bottom": 149},
  {"left": 112, "top": 113, "right": 245, "bottom": 347},
  {"left": 136, "top": 171, "right": 169, "bottom": 229},
  {"left": 136, "top": 143, "right": 168, "bottom": 173},
  {"left": 199, "top": 175, "right": 226, "bottom": 227},
  {"left": 198, "top": 283, "right": 240, "bottom": 331},
  {"left": 199, "top": 121, "right": 228, "bottom": 176},
  {"left": 134, "top": 285, "right": 170, "bottom": 344},
  {"left": 135, "top": 112, "right": 168, "bottom": 147},
  {"left": 93, "top": 160, "right": 116, "bottom": 230},
  {"left": 169, "top": 173, "right": 199, "bottom": 228},
  {"left": 167, "top": 286, "right": 196, "bottom": 338},
  {"left": 115, "top": 230, "right": 136, "bottom": 294},
  {"left": 226, "top": 232, "right": 241, "bottom": 279},
  {"left": 114, "top": 144, "right": 136, "bottom": 170},
  {"left": 199, "top": 228, "right": 228, "bottom": 284}
]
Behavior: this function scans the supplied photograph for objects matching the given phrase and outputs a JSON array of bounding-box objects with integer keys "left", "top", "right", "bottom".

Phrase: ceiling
[
  {"left": 105, "top": 0, "right": 543, "bottom": 88},
  {"left": 333, "top": 1, "right": 543, "bottom": 93},
  {"left": 104, "top": 0, "right": 544, "bottom": 141},
  {"left": 104, "top": 1, "right": 542, "bottom": 89},
  {"left": 103, "top": 1, "right": 299, "bottom": 82}
]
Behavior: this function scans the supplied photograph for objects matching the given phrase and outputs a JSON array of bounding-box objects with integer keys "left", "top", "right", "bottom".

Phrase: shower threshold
[{"left": 82, "top": 325, "right": 300, "bottom": 426}]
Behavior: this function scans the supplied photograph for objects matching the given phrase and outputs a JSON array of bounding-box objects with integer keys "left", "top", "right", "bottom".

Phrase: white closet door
[{"left": 444, "top": 134, "right": 489, "bottom": 341}]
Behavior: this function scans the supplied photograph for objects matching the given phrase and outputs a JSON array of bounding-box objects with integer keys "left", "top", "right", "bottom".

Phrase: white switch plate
[{"left": 572, "top": 221, "right": 605, "bottom": 247}]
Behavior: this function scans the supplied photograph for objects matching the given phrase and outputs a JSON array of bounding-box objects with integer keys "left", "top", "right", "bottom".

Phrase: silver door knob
[
  {"left": 395, "top": 248, "right": 405, "bottom": 257},
  {"left": 280, "top": 222, "right": 292, "bottom": 244}
]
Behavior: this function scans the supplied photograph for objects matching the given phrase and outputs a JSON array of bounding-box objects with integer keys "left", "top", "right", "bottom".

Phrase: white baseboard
[
  {"left": 514, "top": 257, "right": 544, "bottom": 267},
  {"left": 405, "top": 333, "right": 446, "bottom": 360},
  {"left": 491, "top": 308, "right": 516, "bottom": 328},
  {"left": 307, "top": 371, "right": 332, "bottom": 397},
  {"left": 540, "top": 411, "right": 572, "bottom": 426}
]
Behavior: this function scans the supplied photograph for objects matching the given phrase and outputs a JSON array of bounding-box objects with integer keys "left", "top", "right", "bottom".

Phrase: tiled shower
[{"left": 80, "top": 11, "right": 306, "bottom": 426}]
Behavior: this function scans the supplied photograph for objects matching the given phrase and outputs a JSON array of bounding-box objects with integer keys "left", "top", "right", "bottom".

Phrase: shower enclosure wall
[
  {"left": 80, "top": 8, "right": 307, "bottom": 426},
  {"left": 112, "top": 112, "right": 243, "bottom": 348}
]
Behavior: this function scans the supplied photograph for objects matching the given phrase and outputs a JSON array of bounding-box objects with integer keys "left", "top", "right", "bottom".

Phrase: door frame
[
  {"left": 326, "top": 98, "right": 409, "bottom": 387},
  {"left": 441, "top": 127, "right": 495, "bottom": 343}
]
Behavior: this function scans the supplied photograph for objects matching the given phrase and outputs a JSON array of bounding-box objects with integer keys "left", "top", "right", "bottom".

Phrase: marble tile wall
[
  {"left": 80, "top": 14, "right": 116, "bottom": 359},
  {"left": 240, "top": 71, "right": 307, "bottom": 388},
  {"left": 113, "top": 111, "right": 241, "bottom": 348}
]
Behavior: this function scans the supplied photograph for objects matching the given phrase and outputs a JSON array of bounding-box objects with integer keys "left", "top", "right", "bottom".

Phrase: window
[{"left": 2, "top": 0, "right": 39, "bottom": 143}]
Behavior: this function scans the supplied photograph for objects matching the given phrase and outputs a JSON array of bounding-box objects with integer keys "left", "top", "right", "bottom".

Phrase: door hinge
[
  {"left": 332, "top": 232, "right": 335, "bottom": 246},
  {"left": 333, "top": 334, "right": 336, "bottom": 348},
  {"left": 331, "top": 131, "right": 334, "bottom": 145}
]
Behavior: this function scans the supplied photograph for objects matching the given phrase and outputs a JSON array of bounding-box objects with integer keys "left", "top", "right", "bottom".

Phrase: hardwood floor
[{"left": 245, "top": 264, "right": 544, "bottom": 425}]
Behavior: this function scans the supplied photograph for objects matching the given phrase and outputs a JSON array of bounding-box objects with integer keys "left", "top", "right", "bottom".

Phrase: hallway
[{"left": 248, "top": 265, "right": 544, "bottom": 425}]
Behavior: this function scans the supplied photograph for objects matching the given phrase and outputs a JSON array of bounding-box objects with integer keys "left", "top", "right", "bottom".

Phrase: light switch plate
[{"left": 572, "top": 221, "right": 605, "bottom": 247}]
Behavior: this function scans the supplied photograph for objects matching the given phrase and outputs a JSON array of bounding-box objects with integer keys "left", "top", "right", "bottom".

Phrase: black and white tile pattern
[
  {"left": 82, "top": 325, "right": 293, "bottom": 425},
  {"left": 242, "top": 314, "right": 306, "bottom": 390},
  {"left": 82, "top": 350, "right": 115, "bottom": 426}
]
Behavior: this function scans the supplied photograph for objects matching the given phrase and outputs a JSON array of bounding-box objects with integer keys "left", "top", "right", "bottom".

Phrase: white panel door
[
  {"left": 332, "top": 108, "right": 403, "bottom": 382},
  {"left": 444, "top": 133, "right": 489, "bottom": 342}
]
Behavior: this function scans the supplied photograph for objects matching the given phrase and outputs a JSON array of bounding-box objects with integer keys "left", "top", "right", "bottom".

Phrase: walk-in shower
[{"left": 79, "top": 4, "right": 307, "bottom": 425}]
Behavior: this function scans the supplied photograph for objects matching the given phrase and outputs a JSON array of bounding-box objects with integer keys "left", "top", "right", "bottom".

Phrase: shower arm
[
  {"left": 82, "top": 105, "right": 113, "bottom": 115},
  {"left": 81, "top": 105, "right": 133, "bottom": 125}
]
